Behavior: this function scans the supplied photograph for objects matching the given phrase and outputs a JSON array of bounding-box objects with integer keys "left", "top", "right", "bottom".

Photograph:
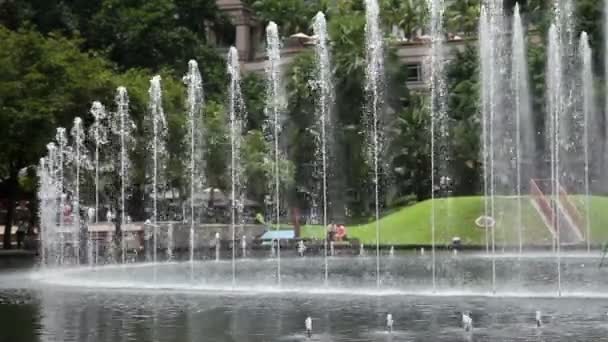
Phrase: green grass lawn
[{"left": 301, "top": 196, "right": 608, "bottom": 246}]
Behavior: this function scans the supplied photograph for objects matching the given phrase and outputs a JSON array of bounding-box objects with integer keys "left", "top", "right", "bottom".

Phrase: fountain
[
  {"left": 166, "top": 223, "right": 173, "bottom": 261},
  {"left": 227, "top": 46, "right": 247, "bottom": 285},
  {"left": 20, "top": 8, "right": 608, "bottom": 342},
  {"left": 70, "top": 117, "right": 87, "bottom": 263},
  {"left": 363, "top": 0, "right": 384, "bottom": 288},
  {"left": 148, "top": 76, "right": 167, "bottom": 264},
  {"left": 265, "top": 22, "right": 283, "bottom": 285},
  {"left": 386, "top": 313, "right": 393, "bottom": 333},
  {"left": 55, "top": 127, "right": 71, "bottom": 264},
  {"left": 183, "top": 60, "right": 205, "bottom": 271},
  {"left": 512, "top": 3, "right": 535, "bottom": 254},
  {"left": 579, "top": 32, "right": 594, "bottom": 252},
  {"left": 215, "top": 232, "right": 220, "bottom": 262},
  {"left": 241, "top": 235, "right": 247, "bottom": 257},
  {"left": 112, "top": 87, "right": 135, "bottom": 263},
  {"left": 427, "top": 0, "right": 446, "bottom": 293},
  {"left": 547, "top": 22, "right": 563, "bottom": 296},
  {"left": 312, "top": 11, "right": 333, "bottom": 285}
]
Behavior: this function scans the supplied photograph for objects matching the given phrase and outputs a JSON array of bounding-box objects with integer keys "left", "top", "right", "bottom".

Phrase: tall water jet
[
  {"left": 264, "top": 22, "right": 284, "bottom": 285},
  {"left": 38, "top": 149, "right": 58, "bottom": 266},
  {"left": 511, "top": 3, "right": 535, "bottom": 254},
  {"left": 364, "top": 0, "right": 385, "bottom": 288},
  {"left": 55, "top": 127, "right": 71, "bottom": 264},
  {"left": 89, "top": 102, "right": 108, "bottom": 225},
  {"left": 479, "top": 6, "right": 491, "bottom": 254},
  {"left": 479, "top": 1, "right": 507, "bottom": 293},
  {"left": 312, "top": 12, "right": 334, "bottom": 285},
  {"left": 227, "top": 47, "right": 246, "bottom": 286},
  {"left": 148, "top": 77, "right": 167, "bottom": 264},
  {"left": 604, "top": 0, "right": 608, "bottom": 185},
  {"left": 547, "top": 23, "right": 562, "bottom": 296},
  {"left": 70, "top": 117, "right": 87, "bottom": 264},
  {"left": 112, "top": 87, "right": 135, "bottom": 263},
  {"left": 183, "top": 60, "right": 205, "bottom": 273},
  {"left": 579, "top": 32, "right": 594, "bottom": 252},
  {"left": 427, "top": 0, "right": 446, "bottom": 293}
]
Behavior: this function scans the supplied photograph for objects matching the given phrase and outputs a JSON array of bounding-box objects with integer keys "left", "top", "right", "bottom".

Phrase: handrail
[{"left": 529, "top": 179, "right": 556, "bottom": 235}]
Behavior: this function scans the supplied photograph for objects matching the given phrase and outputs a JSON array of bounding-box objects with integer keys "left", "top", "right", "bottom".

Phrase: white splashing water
[
  {"left": 148, "top": 76, "right": 167, "bottom": 264},
  {"left": 70, "top": 117, "right": 87, "bottom": 264},
  {"left": 547, "top": 23, "right": 563, "bottom": 296},
  {"left": 364, "top": 0, "right": 384, "bottom": 289},
  {"left": 227, "top": 47, "right": 246, "bottom": 286},
  {"left": 183, "top": 60, "right": 205, "bottom": 275},
  {"left": 511, "top": 3, "right": 535, "bottom": 255},
  {"left": 112, "top": 87, "right": 135, "bottom": 263},
  {"left": 264, "top": 22, "right": 284, "bottom": 286},
  {"left": 579, "top": 32, "right": 594, "bottom": 253},
  {"left": 427, "top": 0, "right": 446, "bottom": 293},
  {"left": 313, "top": 11, "right": 333, "bottom": 285}
]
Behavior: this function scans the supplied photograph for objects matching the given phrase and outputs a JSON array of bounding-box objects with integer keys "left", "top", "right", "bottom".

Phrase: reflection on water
[
  {"left": 2, "top": 288, "right": 608, "bottom": 341},
  {"left": 2, "top": 254, "right": 608, "bottom": 341}
]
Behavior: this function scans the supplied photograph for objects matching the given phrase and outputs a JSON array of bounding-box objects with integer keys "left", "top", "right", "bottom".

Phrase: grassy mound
[{"left": 302, "top": 196, "right": 608, "bottom": 246}]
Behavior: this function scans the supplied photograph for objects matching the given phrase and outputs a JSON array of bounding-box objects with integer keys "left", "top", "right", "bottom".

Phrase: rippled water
[{"left": 2, "top": 253, "right": 608, "bottom": 341}]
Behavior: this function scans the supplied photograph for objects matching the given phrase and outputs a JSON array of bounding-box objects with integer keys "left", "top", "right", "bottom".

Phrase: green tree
[
  {"left": 0, "top": 27, "right": 116, "bottom": 248},
  {"left": 445, "top": 0, "right": 480, "bottom": 36},
  {"left": 381, "top": 0, "right": 428, "bottom": 39},
  {"left": 445, "top": 45, "right": 481, "bottom": 195},
  {"left": 245, "top": 0, "right": 328, "bottom": 36}
]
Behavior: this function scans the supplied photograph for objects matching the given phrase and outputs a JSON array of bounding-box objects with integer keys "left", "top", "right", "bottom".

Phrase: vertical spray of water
[
  {"left": 113, "top": 87, "right": 134, "bottom": 263},
  {"left": 89, "top": 102, "right": 108, "bottom": 225},
  {"left": 364, "top": 0, "right": 384, "bottom": 288},
  {"left": 70, "top": 117, "right": 87, "bottom": 264},
  {"left": 148, "top": 77, "right": 167, "bottom": 264},
  {"left": 43, "top": 143, "right": 59, "bottom": 264},
  {"left": 55, "top": 128, "right": 70, "bottom": 264},
  {"left": 547, "top": 24, "right": 562, "bottom": 296},
  {"left": 38, "top": 154, "right": 56, "bottom": 266},
  {"left": 480, "top": 0, "right": 508, "bottom": 293},
  {"left": 605, "top": 0, "right": 608, "bottom": 184},
  {"left": 313, "top": 12, "right": 333, "bottom": 285},
  {"left": 227, "top": 47, "right": 246, "bottom": 286},
  {"left": 265, "top": 23, "right": 284, "bottom": 286},
  {"left": 37, "top": 158, "right": 47, "bottom": 265},
  {"left": 512, "top": 4, "right": 535, "bottom": 255},
  {"left": 579, "top": 33, "right": 594, "bottom": 253},
  {"left": 427, "top": 0, "right": 446, "bottom": 293},
  {"left": 183, "top": 60, "right": 205, "bottom": 274},
  {"left": 479, "top": 6, "right": 491, "bottom": 254}
]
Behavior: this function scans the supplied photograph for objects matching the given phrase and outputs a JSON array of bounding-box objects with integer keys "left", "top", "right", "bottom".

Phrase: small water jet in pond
[
  {"left": 298, "top": 240, "right": 306, "bottom": 257},
  {"left": 389, "top": 246, "right": 395, "bottom": 257},
  {"left": 386, "top": 313, "right": 394, "bottom": 333},
  {"left": 305, "top": 316, "right": 312, "bottom": 338},
  {"left": 215, "top": 232, "right": 220, "bottom": 262},
  {"left": 536, "top": 310, "right": 542, "bottom": 327},
  {"left": 241, "top": 236, "right": 247, "bottom": 257},
  {"left": 166, "top": 223, "right": 173, "bottom": 261},
  {"left": 462, "top": 312, "right": 473, "bottom": 332}
]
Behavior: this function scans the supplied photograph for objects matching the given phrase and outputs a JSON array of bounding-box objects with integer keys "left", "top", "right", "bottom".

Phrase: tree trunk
[{"left": 3, "top": 171, "right": 18, "bottom": 249}]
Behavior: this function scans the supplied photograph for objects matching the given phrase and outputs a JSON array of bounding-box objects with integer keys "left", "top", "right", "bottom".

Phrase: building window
[{"left": 405, "top": 63, "right": 422, "bottom": 82}]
